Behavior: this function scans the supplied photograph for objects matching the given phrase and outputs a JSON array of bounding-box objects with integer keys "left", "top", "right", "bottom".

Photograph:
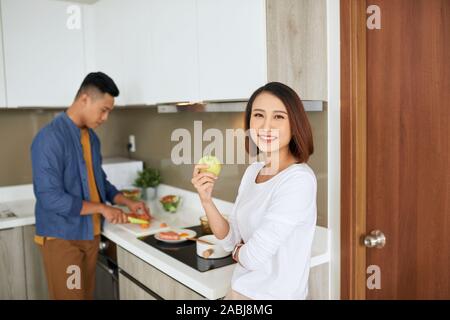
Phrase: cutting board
[
  {"left": 117, "top": 217, "right": 170, "bottom": 237},
  {"left": 112, "top": 204, "right": 168, "bottom": 237}
]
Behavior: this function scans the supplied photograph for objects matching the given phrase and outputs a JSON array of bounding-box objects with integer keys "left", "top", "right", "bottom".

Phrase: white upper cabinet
[
  {"left": 89, "top": 0, "right": 199, "bottom": 105},
  {"left": 197, "top": 0, "right": 267, "bottom": 101},
  {"left": 0, "top": 0, "right": 326, "bottom": 107},
  {"left": 89, "top": 0, "right": 265, "bottom": 104},
  {"left": 1, "top": 0, "right": 86, "bottom": 107},
  {"left": 0, "top": 11, "right": 6, "bottom": 108},
  {"left": 87, "top": 0, "right": 155, "bottom": 106},
  {"left": 150, "top": 0, "right": 199, "bottom": 103}
]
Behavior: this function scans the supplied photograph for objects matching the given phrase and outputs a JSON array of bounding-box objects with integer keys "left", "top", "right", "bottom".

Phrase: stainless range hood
[{"left": 157, "top": 100, "right": 324, "bottom": 113}]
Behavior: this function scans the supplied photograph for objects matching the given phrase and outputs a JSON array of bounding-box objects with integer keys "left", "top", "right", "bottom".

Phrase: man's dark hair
[{"left": 76, "top": 72, "right": 119, "bottom": 99}]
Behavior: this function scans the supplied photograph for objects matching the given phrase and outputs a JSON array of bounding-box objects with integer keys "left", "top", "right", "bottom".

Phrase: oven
[{"left": 94, "top": 235, "right": 119, "bottom": 300}]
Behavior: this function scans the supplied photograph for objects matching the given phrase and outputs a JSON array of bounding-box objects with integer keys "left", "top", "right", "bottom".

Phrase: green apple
[{"left": 198, "top": 155, "right": 222, "bottom": 177}]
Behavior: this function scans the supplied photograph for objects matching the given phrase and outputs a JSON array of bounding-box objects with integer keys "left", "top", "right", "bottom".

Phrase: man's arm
[
  {"left": 80, "top": 200, "right": 128, "bottom": 224},
  {"left": 31, "top": 131, "right": 83, "bottom": 218},
  {"left": 112, "top": 193, "right": 133, "bottom": 207},
  {"left": 113, "top": 193, "right": 151, "bottom": 217}
]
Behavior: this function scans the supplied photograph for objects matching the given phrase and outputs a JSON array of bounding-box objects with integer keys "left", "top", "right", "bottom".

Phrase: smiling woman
[
  {"left": 192, "top": 82, "right": 317, "bottom": 300},
  {"left": 245, "top": 82, "right": 314, "bottom": 165}
]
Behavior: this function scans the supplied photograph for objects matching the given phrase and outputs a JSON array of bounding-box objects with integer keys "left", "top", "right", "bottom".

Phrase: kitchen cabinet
[
  {"left": 119, "top": 272, "right": 157, "bottom": 300},
  {"left": 0, "top": 225, "right": 48, "bottom": 300},
  {"left": 117, "top": 246, "right": 205, "bottom": 300},
  {"left": 88, "top": 0, "right": 267, "bottom": 104},
  {"left": 266, "top": 0, "right": 328, "bottom": 101},
  {"left": 149, "top": 0, "right": 199, "bottom": 103},
  {"left": 197, "top": 0, "right": 267, "bottom": 101},
  {"left": 88, "top": 0, "right": 326, "bottom": 103},
  {"left": 88, "top": 0, "right": 199, "bottom": 105},
  {"left": 1, "top": 0, "right": 86, "bottom": 107},
  {"left": 0, "top": 227, "right": 27, "bottom": 299},
  {"left": 197, "top": 0, "right": 328, "bottom": 102},
  {"left": 23, "top": 225, "right": 48, "bottom": 300},
  {"left": 86, "top": 0, "right": 155, "bottom": 106},
  {"left": 0, "top": 0, "right": 327, "bottom": 107},
  {"left": 0, "top": 12, "right": 6, "bottom": 108},
  {"left": 116, "top": 0, "right": 326, "bottom": 103}
]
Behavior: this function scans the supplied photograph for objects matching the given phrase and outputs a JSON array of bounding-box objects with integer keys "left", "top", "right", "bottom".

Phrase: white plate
[{"left": 154, "top": 228, "right": 197, "bottom": 244}]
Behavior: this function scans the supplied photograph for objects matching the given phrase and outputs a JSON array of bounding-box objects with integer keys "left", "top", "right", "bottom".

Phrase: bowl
[
  {"left": 159, "top": 195, "right": 182, "bottom": 213},
  {"left": 120, "top": 188, "right": 142, "bottom": 201},
  {"left": 196, "top": 235, "right": 231, "bottom": 259}
]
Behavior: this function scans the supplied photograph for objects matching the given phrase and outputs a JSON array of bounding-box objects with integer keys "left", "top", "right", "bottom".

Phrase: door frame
[{"left": 340, "top": 0, "right": 367, "bottom": 300}]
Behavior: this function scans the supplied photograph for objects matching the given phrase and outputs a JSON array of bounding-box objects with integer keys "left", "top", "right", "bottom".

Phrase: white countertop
[
  {"left": 0, "top": 198, "right": 36, "bottom": 229},
  {"left": 0, "top": 184, "right": 36, "bottom": 230},
  {"left": 0, "top": 183, "right": 330, "bottom": 300},
  {"left": 104, "top": 185, "right": 330, "bottom": 300}
]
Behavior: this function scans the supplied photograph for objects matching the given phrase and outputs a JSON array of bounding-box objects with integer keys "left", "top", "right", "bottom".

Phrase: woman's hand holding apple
[{"left": 191, "top": 164, "right": 218, "bottom": 204}]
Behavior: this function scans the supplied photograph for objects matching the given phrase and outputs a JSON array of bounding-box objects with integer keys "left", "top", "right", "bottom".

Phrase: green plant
[{"left": 133, "top": 168, "right": 161, "bottom": 188}]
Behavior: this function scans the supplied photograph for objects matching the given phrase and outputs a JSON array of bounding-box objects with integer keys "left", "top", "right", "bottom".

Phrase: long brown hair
[{"left": 245, "top": 82, "right": 314, "bottom": 163}]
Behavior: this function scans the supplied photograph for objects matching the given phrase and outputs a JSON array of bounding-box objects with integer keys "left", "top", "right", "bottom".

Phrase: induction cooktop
[{"left": 139, "top": 225, "right": 236, "bottom": 272}]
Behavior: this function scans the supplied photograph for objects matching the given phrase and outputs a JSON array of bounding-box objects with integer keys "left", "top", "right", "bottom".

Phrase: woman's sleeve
[
  {"left": 217, "top": 205, "right": 242, "bottom": 252},
  {"left": 237, "top": 172, "right": 316, "bottom": 271}
]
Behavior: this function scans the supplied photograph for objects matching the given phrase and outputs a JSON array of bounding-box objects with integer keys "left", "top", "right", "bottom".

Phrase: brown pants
[{"left": 39, "top": 236, "right": 100, "bottom": 300}]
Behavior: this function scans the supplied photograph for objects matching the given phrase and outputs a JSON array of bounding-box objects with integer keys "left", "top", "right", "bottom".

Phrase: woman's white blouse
[{"left": 218, "top": 162, "right": 317, "bottom": 300}]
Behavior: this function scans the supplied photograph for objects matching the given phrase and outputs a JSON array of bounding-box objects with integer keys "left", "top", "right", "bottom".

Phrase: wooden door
[{"left": 341, "top": 0, "right": 450, "bottom": 299}]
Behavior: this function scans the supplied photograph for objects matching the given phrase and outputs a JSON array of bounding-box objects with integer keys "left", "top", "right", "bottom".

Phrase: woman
[{"left": 191, "top": 82, "right": 317, "bottom": 300}]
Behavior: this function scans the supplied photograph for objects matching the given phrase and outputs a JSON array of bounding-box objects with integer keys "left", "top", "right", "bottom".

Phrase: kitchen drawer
[
  {"left": 117, "top": 246, "right": 205, "bottom": 300},
  {"left": 119, "top": 272, "right": 157, "bottom": 301}
]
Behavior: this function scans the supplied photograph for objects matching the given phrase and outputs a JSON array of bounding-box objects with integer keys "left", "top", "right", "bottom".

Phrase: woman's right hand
[{"left": 191, "top": 164, "right": 218, "bottom": 204}]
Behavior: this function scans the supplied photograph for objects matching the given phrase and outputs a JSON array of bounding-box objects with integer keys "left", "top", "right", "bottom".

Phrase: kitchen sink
[{"left": 0, "top": 204, "right": 17, "bottom": 219}]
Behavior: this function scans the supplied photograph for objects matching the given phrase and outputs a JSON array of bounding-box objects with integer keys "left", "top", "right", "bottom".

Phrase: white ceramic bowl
[{"left": 196, "top": 235, "right": 231, "bottom": 259}]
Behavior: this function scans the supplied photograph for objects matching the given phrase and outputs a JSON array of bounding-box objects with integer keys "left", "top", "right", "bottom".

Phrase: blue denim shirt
[{"left": 31, "top": 112, "right": 119, "bottom": 240}]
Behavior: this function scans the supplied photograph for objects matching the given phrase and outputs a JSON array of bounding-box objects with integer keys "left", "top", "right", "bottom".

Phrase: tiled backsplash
[{"left": 0, "top": 106, "right": 327, "bottom": 226}]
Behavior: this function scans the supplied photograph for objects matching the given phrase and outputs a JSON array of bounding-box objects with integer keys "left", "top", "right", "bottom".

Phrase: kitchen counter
[
  {"left": 0, "top": 184, "right": 36, "bottom": 230},
  {"left": 0, "top": 183, "right": 330, "bottom": 300},
  {"left": 103, "top": 184, "right": 330, "bottom": 300}
]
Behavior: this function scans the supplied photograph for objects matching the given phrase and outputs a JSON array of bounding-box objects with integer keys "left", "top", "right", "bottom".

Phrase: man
[{"left": 31, "top": 72, "right": 150, "bottom": 300}]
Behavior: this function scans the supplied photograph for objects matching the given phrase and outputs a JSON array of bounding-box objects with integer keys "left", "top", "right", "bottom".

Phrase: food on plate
[
  {"left": 158, "top": 231, "right": 180, "bottom": 241},
  {"left": 140, "top": 223, "right": 150, "bottom": 229},
  {"left": 159, "top": 195, "right": 181, "bottom": 213},
  {"left": 198, "top": 155, "right": 222, "bottom": 177},
  {"left": 120, "top": 188, "right": 142, "bottom": 201},
  {"left": 178, "top": 232, "right": 189, "bottom": 238},
  {"left": 160, "top": 222, "right": 168, "bottom": 228}
]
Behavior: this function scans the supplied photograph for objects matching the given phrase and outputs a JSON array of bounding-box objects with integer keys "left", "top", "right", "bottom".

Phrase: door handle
[{"left": 364, "top": 230, "right": 386, "bottom": 248}]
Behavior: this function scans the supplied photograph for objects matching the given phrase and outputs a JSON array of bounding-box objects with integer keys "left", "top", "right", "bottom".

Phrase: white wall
[{"left": 327, "top": 0, "right": 341, "bottom": 300}]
